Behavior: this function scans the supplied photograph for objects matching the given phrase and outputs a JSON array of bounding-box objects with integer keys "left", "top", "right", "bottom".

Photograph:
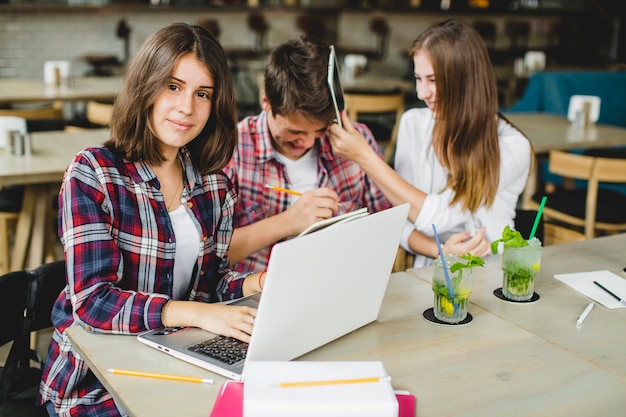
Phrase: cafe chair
[
  {"left": 86, "top": 100, "right": 114, "bottom": 127},
  {"left": 344, "top": 89, "right": 405, "bottom": 165},
  {"left": 392, "top": 247, "right": 414, "bottom": 273},
  {"left": 529, "top": 150, "right": 626, "bottom": 239},
  {"left": 0, "top": 260, "right": 66, "bottom": 416}
]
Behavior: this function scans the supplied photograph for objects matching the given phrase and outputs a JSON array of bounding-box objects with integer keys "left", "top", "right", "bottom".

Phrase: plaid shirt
[
  {"left": 39, "top": 146, "right": 247, "bottom": 417},
  {"left": 223, "top": 112, "right": 391, "bottom": 273}
]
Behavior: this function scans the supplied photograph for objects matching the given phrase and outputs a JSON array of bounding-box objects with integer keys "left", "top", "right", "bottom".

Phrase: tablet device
[{"left": 327, "top": 45, "right": 345, "bottom": 128}]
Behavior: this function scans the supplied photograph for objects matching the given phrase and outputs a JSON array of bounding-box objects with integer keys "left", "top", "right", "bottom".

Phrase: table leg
[{"left": 10, "top": 183, "right": 53, "bottom": 271}]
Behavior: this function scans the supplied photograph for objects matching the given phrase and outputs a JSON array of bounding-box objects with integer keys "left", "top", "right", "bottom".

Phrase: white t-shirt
[
  {"left": 169, "top": 204, "right": 200, "bottom": 300},
  {"left": 394, "top": 107, "right": 531, "bottom": 267},
  {"left": 275, "top": 145, "right": 319, "bottom": 205}
]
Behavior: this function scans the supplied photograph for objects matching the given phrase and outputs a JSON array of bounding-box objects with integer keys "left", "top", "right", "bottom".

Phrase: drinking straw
[
  {"left": 431, "top": 224, "right": 455, "bottom": 302},
  {"left": 529, "top": 195, "right": 547, "bottom": 240}
]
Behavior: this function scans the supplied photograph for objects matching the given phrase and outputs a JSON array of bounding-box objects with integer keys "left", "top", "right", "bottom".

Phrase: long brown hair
[
  {"left": 106, "top": 22, "right": 238, "bottom": 174},
  {"left": 411, "top": 19, "right": 501, "bottom": 212}
]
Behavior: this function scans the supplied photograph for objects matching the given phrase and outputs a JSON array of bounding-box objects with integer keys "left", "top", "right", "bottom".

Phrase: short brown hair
[
  {"left": 106, "top": 22, "right": 238, "bottom": 174},
  {"left": 264, "top": 35, "right": 335, "bottom": 124}
]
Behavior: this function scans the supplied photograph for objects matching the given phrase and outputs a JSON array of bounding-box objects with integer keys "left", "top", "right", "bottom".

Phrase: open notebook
[{"left": 138, "top": 204, "right": 410, "bottom": 380}]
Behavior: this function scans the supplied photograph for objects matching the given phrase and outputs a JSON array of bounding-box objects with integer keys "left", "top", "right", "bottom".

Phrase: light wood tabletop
[
  {"left": 0, "top": 129, "right": 109, "bottom": 270},
  {"left": 66, "top": 233, "right": 626, "bottom": 417},
  {"left": 506, "top": 113, "right": 626, "bottom": 154},
  {"left": 0, "top": 77, "right": 123, "bottom": 105},
  {"left": 504, "top": 113, "right": 626, "bottom": 208}
]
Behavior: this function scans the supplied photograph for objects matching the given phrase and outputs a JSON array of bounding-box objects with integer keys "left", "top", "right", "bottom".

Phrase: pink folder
[{"left": 209, "top": 380, "right": 416, "bottom": 417}]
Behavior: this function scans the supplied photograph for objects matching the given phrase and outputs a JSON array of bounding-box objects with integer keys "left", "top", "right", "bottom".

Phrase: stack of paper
[
  {"left": 242, "top": 361, "right": 398, "bottom": 417},
  {"left": 553, "top": 270, "right": 626, "bottom": 309}
]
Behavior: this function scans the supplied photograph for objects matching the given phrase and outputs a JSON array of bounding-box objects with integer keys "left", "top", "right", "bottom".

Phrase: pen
[
  {"left": 278, "top": 376, "right": 391, "bottom": 388},
  {"left": 107, "top": 368, "right": 214, "bottom": 384},
  {"left": 576, "top": 302, "right": 594, "bottom": 326},
  {"left": 593, "top": 281, "right": 626, "bottom": 306}
]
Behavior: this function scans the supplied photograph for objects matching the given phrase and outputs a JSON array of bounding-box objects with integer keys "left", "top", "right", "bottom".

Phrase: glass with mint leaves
[
  {"left": 491, "top": 225, "right": 542, "bottom": 301},
  {"left": 432, "top": 253, "right": 484, "bottom": 323}
]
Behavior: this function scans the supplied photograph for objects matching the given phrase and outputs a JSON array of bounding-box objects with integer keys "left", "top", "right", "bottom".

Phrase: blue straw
[{"left": 431, "top": 224, "right": 456, "bottom": 304}]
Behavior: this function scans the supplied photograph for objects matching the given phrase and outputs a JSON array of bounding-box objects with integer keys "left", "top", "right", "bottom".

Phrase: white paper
[
  {"left": 297, "top": 207, "right": 368, "bottom": 237},
  {"left": 553, "top": 270, "right": 626, "bottom": 309},
  {"left": 243, "top": 361, "right": 398, "bottom": 417}
]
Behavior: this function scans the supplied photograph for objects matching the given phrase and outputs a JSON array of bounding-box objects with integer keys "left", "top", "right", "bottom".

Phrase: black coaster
[
  {"left": 422, "top": 308, "right": 473, "bottom": 325},
  {"left": 493, "top": 288, "right": 540, "bottom": 303}
]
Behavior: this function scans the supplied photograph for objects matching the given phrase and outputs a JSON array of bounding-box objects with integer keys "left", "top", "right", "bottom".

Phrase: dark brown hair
[
  {"left": 106, "top": 22, "right": 237, "bottom": 174},
  {"left": 410, "top": 19, "right": 503, "bottom": 212},
  {"left": 264, "top": 35, "right": 335, "bottom": 124}
]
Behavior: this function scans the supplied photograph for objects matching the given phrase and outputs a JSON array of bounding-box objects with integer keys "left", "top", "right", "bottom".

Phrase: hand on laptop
[{"left": 162, "top": 301, "right": 257, "bottom": 343}]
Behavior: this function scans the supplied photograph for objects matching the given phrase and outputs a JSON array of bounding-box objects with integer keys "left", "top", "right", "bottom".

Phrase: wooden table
[
  {"left": 0, "top": 77, "right": 123, "bottom": 105},
  {"left": 0, "top": 129, "right": 109, "bottom": 271},
  {"left": 66, "top": 234, "right": 626, "bottom": 417},
  {"left": 504, "top": 113, "right": 626, "bottom": 208},
  {"left": 343, "top": 75, "right": 414, "bottom": 94}
]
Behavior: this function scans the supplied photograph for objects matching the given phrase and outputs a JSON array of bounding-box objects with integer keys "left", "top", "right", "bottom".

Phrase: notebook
[
  {"left": 328, "top": 44, "right": 346, "bottom": 128},
  {"left": 137, "top": 203, "right": 410, "bottom": 381}
]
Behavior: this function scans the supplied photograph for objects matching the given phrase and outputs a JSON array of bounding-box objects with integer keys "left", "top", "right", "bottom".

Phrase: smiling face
[
  {"left": 413, "top": 50, "right": 437, "bottom": 113},
  {"left": 151, "top": 53, "right": 214, "bottom": 161},
  {"left": 262, "top": 93, "right": 328, "bottom": 161}
]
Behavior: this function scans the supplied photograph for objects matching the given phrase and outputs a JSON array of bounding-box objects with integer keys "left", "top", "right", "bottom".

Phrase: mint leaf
[
  {"left": 450, "top": 253, "right": 485, "bottom": 273},
  {"left": 491, "top": 225, "right": 528, "bottom": 254}
]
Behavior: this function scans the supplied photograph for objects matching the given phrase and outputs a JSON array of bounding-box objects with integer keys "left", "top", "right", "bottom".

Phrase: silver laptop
[{"left": 137, "top": 203, "right": 410, "bottom": 381}]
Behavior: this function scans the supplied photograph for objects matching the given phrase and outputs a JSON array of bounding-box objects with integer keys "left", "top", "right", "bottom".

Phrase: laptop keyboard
[{"left": 188, "top": 335, "right": 249, "bottom": 365}]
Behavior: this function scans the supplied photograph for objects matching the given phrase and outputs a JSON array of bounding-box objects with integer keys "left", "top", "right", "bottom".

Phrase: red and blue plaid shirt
[
  {"left": 223, "top": 112, "right": 391, "bottom": 272},
  {"left": 39, "top": 145, "right": 247, "bottom": 416}
]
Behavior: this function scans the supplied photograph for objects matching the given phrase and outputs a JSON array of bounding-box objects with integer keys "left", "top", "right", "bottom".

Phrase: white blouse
[{"left": 395, "top": 107, "right": 531, "bottom": 267}]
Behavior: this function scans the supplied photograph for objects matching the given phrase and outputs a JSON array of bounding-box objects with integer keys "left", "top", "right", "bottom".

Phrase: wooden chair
[
  {"left": 392, "top": 246, "right": 414, "bottom": 273},
  {"left": 543, "top": 223, "right": 586, "bottom": 246},
  {"left": 528, "top": 150, "right": 626, "bottom": 239},
  {"left": 85, "top": 100, "right": 114, "bottom": 127},
  {"left": 344, "top": 90, "right": 405, "bottom": 165}
]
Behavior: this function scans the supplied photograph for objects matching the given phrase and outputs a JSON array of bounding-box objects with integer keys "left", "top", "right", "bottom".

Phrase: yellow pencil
[
  {"left": 107, "top": 368, "right": 214, "bottom": 384},
  {"left": 265, "top": 184, "right": 344, "bottom": 206},
  {"left": 278, "top": 376, "right": 390, "bottom": 388},
  {"left": 265, "top": 184, "right": 303, "bottom": 197}
]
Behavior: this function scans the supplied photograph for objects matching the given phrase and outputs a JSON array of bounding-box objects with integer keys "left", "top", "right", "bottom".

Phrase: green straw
[{"left": 529, "top": 195, "right": 547, "bottom": 240}]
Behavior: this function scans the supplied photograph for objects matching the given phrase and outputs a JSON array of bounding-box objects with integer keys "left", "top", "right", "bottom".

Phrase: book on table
[{"left": 210, "top": 361, "right": 416, "bottom": 417}]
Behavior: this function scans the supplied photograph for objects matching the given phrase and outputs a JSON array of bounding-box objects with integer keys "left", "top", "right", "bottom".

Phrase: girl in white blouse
[{"left": 329, "top": 19, "right": 532, "bottom": 267}]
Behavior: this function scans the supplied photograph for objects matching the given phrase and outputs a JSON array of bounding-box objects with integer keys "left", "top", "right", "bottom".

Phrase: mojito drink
[
  {"left": 432, "top": 255, "right": 473, "bottom": 323},
  {"left": 501, "top": 237, "right": 542, "bottom": 301}
]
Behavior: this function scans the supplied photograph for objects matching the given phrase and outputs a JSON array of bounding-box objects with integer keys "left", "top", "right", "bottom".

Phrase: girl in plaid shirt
[{"left": 39, "top": 23, "right": 264, "bottom": 417}]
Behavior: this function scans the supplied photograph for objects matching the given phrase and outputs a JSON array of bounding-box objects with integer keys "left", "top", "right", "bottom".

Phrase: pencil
[
  {"left": 265, "top": 184, "right": 344, "bottom": 206},
  {"left": 278, "top": 376, "right": 391, "bottom": 388},
  {"left": 107, "top": 368, "right": 214, "bottom": 384},
  {"left": 265, "top": 184, "right": 303, "bottom": 197}
]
